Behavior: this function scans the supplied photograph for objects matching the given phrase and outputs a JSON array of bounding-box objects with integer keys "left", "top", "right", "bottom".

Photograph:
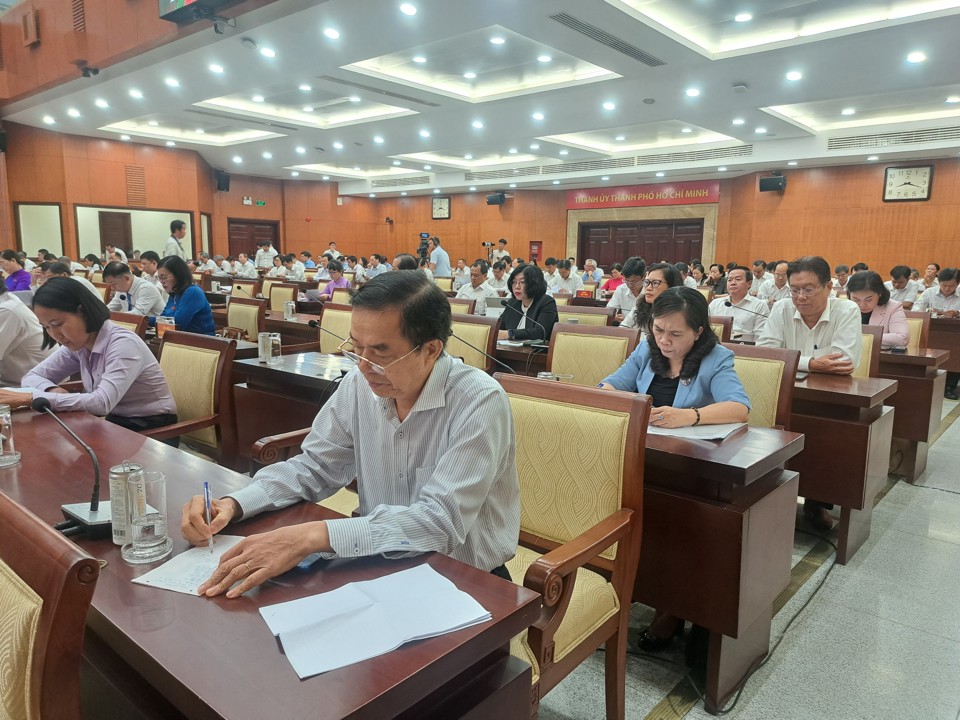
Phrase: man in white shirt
[
  {"left": 102, "top": 261, "right": 166, "bottom": 316},
  {"left": 138, "top": 251, "right": 166, "bottom": 296},
  {"left": 452, "top": 258, "right": 471, "bottom": 290},
  {"left": 455, "top": 260, "right": 499, "bottom": 315},
  {"left": 709, "top": 266, "right": 769, "bottom": 336},
  {"left": 41, "top": 262, "right": 106, "bottom": 303},
  {"left": 607, "top": 257, "right": 645, "bottom": 321},
  {"left": 580, "top": 259, "right": 603, "bottom": 284},
  {"left": 915, "top": 267, "right": 960, "bottom": 317},
  {"left": 346, "top": 256, "right": 365, "bottom": 284},
  {"left": 428, "top": 237, "right": 451, "bottom": 277},
  {"left": 758, "top": 261, "right": 791, "bottom": 306},
  {"left": 326, "top": 242, "right": 341, "bottom": 260},
  {"left": 487, "top": 261, "right": 508, "bottom": 292},
  {"left": 58, "top": 255, "right": 86, "bottom": 274},
  {"left": 750, "top": 260, "right": 768, "bottom": 295},
  {"left": 491, "top": 239, "right": 509, "bottom": 263},
  {"left": 164, "top": 220, "right": 188, "bottom": 258},
  {"left": 18, "top": 252, "right": 36, "bottom": 272},
  {"left": 542, "top": 257, "right": 561, "bottom": 289},
  {"left": 552, "top": 259, "right": 584, "bottom": 295},
  {"left": 884, "top": 265, "right": 922, "bottom": 309},
  {"left": 254, "top": 241, "right": 278, "bottom": 268},
  {"left": 197, "top": 252, "right": 218, "bottom": 273},
  {"left": 282, "top": 254, "right": 306, "bottom": 282},
  {"left": 832, "top": 264, "right": 851, "bottom": 295},
  {"left": 105, "top": 244, "right": 128, "bottom": 263},
  {"left": 217, "top": 256, "right": 235, "bottom": 276},
  {"left": 0, "top": 278, "right": 51, "bottom": 386},
  {"left": 232, "top": 253, "right": 258, "bottom": 279}
]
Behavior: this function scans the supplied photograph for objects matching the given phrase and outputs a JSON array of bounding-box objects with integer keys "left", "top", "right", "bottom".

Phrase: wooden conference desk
[
  {"left": 212, "top": 307, "right": 320, "bottom": 341},
  {"left": 878, "top": 348, "right": 950, "bottom": 482},
  {"left": 495, "top": 343, "right": 549, "bottom": 375},
  {"left": 3, "top": 412, "right": 539, "bottom": 720},
  {"left": 789, "top": 374, "right": 897, "bottom": 565},
  {"left": 927, "top": 317, "right": 960, "bottom": 373},
  {"left": 637, "top": 426, "right": 803, "bottom": 715}
]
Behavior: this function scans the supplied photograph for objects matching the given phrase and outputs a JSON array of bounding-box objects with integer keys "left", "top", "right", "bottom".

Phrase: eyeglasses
[
  {"left": 624, "top": 278, "right": 643, "bottom": 287},
  {"left": 642, "top": 279, "right": 664, "bottom": 289},
  {"left": 789, "top": 286, "right": 823, "bottom": 298},
  {"left": 338, "top": 338, "right": 421, "bottom": 375}
]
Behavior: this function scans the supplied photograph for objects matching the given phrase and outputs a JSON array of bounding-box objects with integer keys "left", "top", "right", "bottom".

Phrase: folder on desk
[{"left": 259, "top": 564, "right": 491, "bottom": 679}]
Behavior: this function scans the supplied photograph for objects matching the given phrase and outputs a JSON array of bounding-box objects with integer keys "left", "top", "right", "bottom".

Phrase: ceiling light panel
[
  {"left": 542, "top": 121, "right": 734, "bottom": 153},
  {"left": 394, "top": 150, "right": 540, "bottom": 169},
  {"left": 343, "top": 25, "right": 619, "bottom": 103},
  {"left": 100, "top": 115, "right": 283, "bottom": 146},
  {"left": 287, "top": 163, "right": 423, "bottom": 179}
]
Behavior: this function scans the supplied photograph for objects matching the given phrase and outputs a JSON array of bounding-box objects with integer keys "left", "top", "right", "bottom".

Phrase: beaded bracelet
[{"left": 692, "top": 407, "right": 701, "bottom": 426}]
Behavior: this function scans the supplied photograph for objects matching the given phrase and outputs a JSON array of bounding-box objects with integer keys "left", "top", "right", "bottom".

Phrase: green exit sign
[{"left": 255, "top": 200, "right": 267, "bottom": 206}]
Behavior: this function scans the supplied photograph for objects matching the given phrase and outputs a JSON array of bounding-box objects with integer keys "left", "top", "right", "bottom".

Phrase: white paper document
[
  {"left": 646, "top": 422, "right": 747, "bottom": 441},
  {"left": 259, "top": 564, "right": 492, "bottom": 679},
  {"left": 131, "top": 535, "right": 245, "bottom": 595}
]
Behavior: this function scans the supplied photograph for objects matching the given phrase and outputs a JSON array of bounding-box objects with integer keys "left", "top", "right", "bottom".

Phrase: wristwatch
[{"left": 507, "top": 330, "right": 515, "bottom": 340}]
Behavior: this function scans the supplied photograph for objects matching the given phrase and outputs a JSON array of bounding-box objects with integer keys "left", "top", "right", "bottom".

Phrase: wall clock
[
  {"left": 431, "top": 196, "right": 451, "bottom": 220},
  {"left": 883, "top": 165, "right": 933, "bottom": 202}
]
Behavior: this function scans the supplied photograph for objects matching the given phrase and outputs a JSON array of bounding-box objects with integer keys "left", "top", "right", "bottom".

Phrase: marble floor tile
[{"left": 873, "top": 483, "right": 960, "bottom": 546}]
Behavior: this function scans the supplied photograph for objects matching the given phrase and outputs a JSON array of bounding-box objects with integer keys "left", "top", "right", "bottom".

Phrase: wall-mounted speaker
[
  {"left": 486, "top": 192, "right": 506, "bottom": 206},
  {"left": 215, "top": 170, "right": 231, "bottom": 192},
  {"left": 0, "top": 130, "right": 7, "bottom": 154},
  {"left": 759, "top": 175, "right": 786, "bottom": 192}
]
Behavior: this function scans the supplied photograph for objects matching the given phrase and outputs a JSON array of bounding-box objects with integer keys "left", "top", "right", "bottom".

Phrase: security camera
[
  {"left": 385, "top": 217, "right": 394, "bottom": 224},
  {"left": 80, "top": 66, "right": 99, "bottom": 78}
]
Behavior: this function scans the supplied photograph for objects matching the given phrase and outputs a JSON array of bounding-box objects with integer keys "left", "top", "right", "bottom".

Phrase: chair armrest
[
  {"left": 281, "top": 341, "right": 321, "bottom": 355},
  {"left": 141, "top": 414, "right": 219, "bottom": 440},
  {"left": 251, "top": 428, "right": 311, "bottom": 464}
]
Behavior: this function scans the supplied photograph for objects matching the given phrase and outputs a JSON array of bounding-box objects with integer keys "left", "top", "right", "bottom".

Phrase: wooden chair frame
[
  {"left": 555, "top": 304, "right": 616, "bottom": 326},
  {"left": 230, "top": 279, "right": 262, "bottom": 300},
  {"left": 268, "top": 282, "right": 300, "bottom": 312},
  {"left": 903, "top": 310, "right": 931, "bottom": 349},
  {"left": 723, "top": 343, "right": 800, "bottom": 429},
  {"left": 449, "top": 314, "right": 501, "bottom": 372},
  {"left": 434, "top": 277, "right": 454, "bottom": 292},
  {"left": 0, "top": 490, "right": 100, "bottom": 720},
  {"left": 494, "top": 375, "right": 650, "bottom": 720},
  {"left": 858, "top": 325, "right": 883, "bottom": 378},
  {"left": 709, "top": 315, "right": 733, "bottom": 342},
  {"left": 92, "top": 282, "right": 114, "bottom": 304},
  {"left": 331, "top": 287, "right": 352, "bottom": 305},
  {"left": 108, "top": 311, "right": 149, "bottom": 339},
  {"left": 448, "top": 297, "right": 476, "bottom": 315},
  {"left": 226, "top": 296, "right": 267, "bottom": 339}
]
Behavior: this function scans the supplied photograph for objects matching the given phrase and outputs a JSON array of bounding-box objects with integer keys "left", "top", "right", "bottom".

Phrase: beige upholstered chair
[
  {"left": 546, "top": 323, "right": 641, "bottom": 387},
  {"left": 143, "top": 331, "right": 238, "bottom": 468},
  {"left": 319, "top": 302, "right": 353, "bottom": 353},
  {"left": 90, "top": 270, "right": 103, "bottom": 284},
  {"left": 709, "top": 315, "right": 733, "bottom": 342},
  {"left": 434, "top": 276, "right": 454, "bottom": 292},
  {"left": 191, "top": 271, "right": 203, "bottom": 285},
  {"left": 331, "top": 287, "right": 352, "bottom": 305},
  {"left": 726, "top": 343, "right": 800, "bottom": 429},
  {"left": 230, "top": 278, "right": 261, "bottom": 300},
  {"left": 696, "top": 286, "right": 713, "bottom": 303},
  {"left": 556, "top": 305, "right": 615, "bottom": 326},
  {"left": 497, "top": 375, "right": 650, "bottom": 720},
  {"left": 852, "top": 325, "right": 882, "bottom": 379},
  {"left": 304, "top": 268, "right": 318, "bottom": 283},
  {"left": 260, "top": 277, "right": 282, "bottom": 301},
  {"left": 583, "top": 281, "right": 598, "bottom": 296},
  {"left": 553, "top": 296, "right": 570, "bottom": 306},
  {"left": 108, "top": 310, "right": 149, "bottom": 339},
  {"left": 903, "top": 311, "right": 930, "bottom": 352},
  {"left": 268, "top": 282, "right": 299, "bottom": 312},
  {"left": 448, "top": 297, "right": 476, "bottom": 315},
  {"left": 92, "top": 282, "right": 113, "bottom": 304},
  {"left": 449, "top": 314, "right": 500, "bottom": 372},
  {"left": 0, "top": 490, "right": 100, "bottom": 720},
  {"left": 226, "top": 296, "right": 267, "bottom": 339}
]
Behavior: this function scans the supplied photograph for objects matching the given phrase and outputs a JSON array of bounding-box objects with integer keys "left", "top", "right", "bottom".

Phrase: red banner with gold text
[{"left": 566, "top": 180, "right": 720, "bottom": 210}]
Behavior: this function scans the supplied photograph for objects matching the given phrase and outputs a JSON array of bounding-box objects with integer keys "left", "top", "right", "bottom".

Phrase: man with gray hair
[{"left": 580, "top": 259, "right": 603, "bottom": 284}]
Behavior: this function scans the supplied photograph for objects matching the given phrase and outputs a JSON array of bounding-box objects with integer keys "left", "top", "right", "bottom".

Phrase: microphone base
[{"left": 61, "top": 501, "right": 114, "bottom": 540}]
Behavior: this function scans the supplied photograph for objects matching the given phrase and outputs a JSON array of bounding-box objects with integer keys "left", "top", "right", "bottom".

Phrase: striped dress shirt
[{"left": 228, "top": 353, "right": 520, "bottom": 572}]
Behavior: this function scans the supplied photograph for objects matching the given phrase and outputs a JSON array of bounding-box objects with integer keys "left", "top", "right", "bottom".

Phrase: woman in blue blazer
[{"left": 599, "top": 286, "right": 750, "bottom": 652}]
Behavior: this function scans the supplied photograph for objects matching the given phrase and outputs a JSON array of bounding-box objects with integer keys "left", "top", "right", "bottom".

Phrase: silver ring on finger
[{"left": 658, "top": 414, "right": 664, "bottom": 421}]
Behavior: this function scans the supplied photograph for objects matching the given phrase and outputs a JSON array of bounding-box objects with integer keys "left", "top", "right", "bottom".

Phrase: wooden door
[
  {"left": 578, "top": 220, "right": 703, "bottom": 266},
  {"left": 98, "top": 211, "right": 132, "bottom": 257},
  {"left": 228, "top": 220, "right": 280, "bottom": 260}
]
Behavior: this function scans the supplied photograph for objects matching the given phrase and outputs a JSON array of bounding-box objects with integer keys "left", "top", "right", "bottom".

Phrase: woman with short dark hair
[
  {"left": 498, "top": 264, "right": 558, "bottom": 342},
  {"left": 847, "top": 271, "right": 909, "bottom": 349},
  {"left": 0, "top": 249, "right": 31, "bottom": 291},
  {"left": 156, "top": 256, "right": 215, "bottom": 335},
  {"left": 0, "top": 277, "right": 177, "bottom": 433}
]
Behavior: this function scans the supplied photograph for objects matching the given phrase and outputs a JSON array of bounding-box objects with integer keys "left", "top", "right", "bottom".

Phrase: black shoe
[
  {"left": 803, "top": 502, "right": 835, "bottom": 532},
  {"left": 946, "top": 388, "right": 959, "bottom": 401},
  {"left": 637, "top": 622, "right": 683, "bottom": 652}
]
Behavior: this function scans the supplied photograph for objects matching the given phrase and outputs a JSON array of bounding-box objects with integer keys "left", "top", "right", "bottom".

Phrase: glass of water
[
  {"left": 0, "top": 404, "right": 20, "bottom": 468},
  {"left": 121, "top": 471, "right": 173, "bottom": 564}
]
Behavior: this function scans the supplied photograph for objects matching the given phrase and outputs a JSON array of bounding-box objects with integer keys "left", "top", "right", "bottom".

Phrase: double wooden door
[
  {"left": 228, "top": 219, "right": 280, "bottom": 259},
  {"left": 578, "top": 220, "right": 704, "bottom": 267}
]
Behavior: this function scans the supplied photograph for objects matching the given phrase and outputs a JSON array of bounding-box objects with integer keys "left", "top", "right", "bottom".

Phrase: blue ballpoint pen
[{"left": 203, "top": 481, "right": 213, "bottom": 553}]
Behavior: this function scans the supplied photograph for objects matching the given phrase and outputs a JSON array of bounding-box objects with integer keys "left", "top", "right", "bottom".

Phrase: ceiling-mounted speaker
[
  {"left": 215, "top": 170, "right": 231, "bottom": 192},
  {"left": 486, "top": 192, "right": 506, "bottom": 206},
  {"left": 759, "top": 175, "right": 786, "bottom": 192}
]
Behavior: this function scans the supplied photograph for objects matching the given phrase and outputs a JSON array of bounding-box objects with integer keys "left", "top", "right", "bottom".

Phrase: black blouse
[{"left": 648, "top": 374, "right": 680, "bottom": 407}]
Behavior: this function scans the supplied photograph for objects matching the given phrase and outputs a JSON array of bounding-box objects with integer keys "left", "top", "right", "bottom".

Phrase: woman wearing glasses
[
  {"left": 498, "top": 264, "right": 559, "bottom": 342},
  {"left": 317, "top": 260, "right": 351, "bottom": 301},
  {"left": 620, "top": 262, "right": 682, "bottom": 331}
]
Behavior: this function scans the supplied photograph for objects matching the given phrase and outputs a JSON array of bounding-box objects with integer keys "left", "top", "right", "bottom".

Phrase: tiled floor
[{"left": 539, "top": 397, "right": 960, "bottom": 720}]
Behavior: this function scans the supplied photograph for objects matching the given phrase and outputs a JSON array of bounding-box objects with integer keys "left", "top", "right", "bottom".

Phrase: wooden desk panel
[
  {"left": 213, "top": 308, "right": 320, "bottom": 341},
  {"left": 928, "top": 318, "right": 960, "bottom": 372},
  {"left": 495, "top": 345, "right": 548, "bottom": 376},
  {"left": 5, "top": 412, "right": 539, "bottom": 720}
]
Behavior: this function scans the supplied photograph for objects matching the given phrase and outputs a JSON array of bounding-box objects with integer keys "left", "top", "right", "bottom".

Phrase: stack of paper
[
  {"left": 259, "top": 564, "right": 492, "bottom": 678},
  {"left": 132, "top": 535, "right": 246, "bottom": 594},
  {"left": 646, "top": 422, "right": 747, "bottom": 441}
]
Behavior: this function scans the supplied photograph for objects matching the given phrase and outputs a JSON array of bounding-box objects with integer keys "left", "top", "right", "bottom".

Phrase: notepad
[
  {"left": 259, "top": 564, "right": 492, "bottom": 678},
  {"left": 646, "top": 422, "right": 746, "bottom": 441},
  {"left": 132, "top": 535, "right": 245, "bottom": 595}
]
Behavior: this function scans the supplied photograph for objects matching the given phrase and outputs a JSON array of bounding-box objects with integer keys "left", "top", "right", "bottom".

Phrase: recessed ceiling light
[
  {"left": 373, "top": 136, "right": 385, "bottom": 144},
  {"left": 433, "top": 189, "right": 440, "bottom": 194},
  {"left": 463, "top": 72, "right": 477, "bottom": 79},
  {"left": 718, "top": 166, "right": 727, "bottom": 171},
  {"left": 42, "top": 115, "right": 55, "bottom": 125},
  {"left": 681, "top": 128, "right": 692, "bottom": 133},
  {"left": 208, "top": 64, "right": 224, "bottom": 74},
  {"left": 401, "top": 191, "right": 408, "bottom": 196},
  {"left": 841, "top": 107, "right": 856, "bottom": 115},
  {"left": 466, "top": 186, "right": 475, "bottom": 192},
  {"left": 423, "top": 164, "right": 432, "bottom": 170},
  {"left": 262, "top": 152, "right": 272, "bottom": 159},
  {"left": 393, "top": 160, "right": 402, "bottom": 165},
  {"left": 302, "top": 106, "right": 314, "bottom": 112},
  {"left": 196, "top": 129, "right": 205, "bottom": 134},
  {"left": 529, "top": 143, "right": 540, "bottom": 150},
  {"left": 400, "top": 3, "right": 417, "bottom": 15},
  {"left": 755, "top": 127, "right": 767, "bottom": 134},
  {"left": 232, "top": 156, "right": 242, "bottom": 163},
  {"left": 537, "top": 54, "right": 552, "bottom": 63},
  {"left": 322, "top": 175, "right": 330, "bottom": 180},
  {"left": 120, "top": 134, "right": 131, "bottom": 141},
  {"left": 490, "top": 36, "right": 505, "bottom": 45},
  {"left": 656, "top": 172, "right": 665, "bottom": 177},
  {"left": 419, "top": 129, "right": 431, "bottom": 138},
  {"left": 147, "top": 120, "right": 159, "bottom": 126},
  {"left": 732, "top": 117, "right": 746, "bottom": 125},
  {"left": 67, "top": 108, "right": 81, "bottom": 118},
  {"left": 354, "top": 166, "right": 362, "bottom": 171},
  {"left": 412, "top": 55, "right": 427, "bottom": 63},
  {"left": 166, "top": 141, "right": 176, "bottom": 147},
  {"left": 685, "top": 88, "right": 701, "bottom": 97},
  {"left": 252, "top": 95, "right": 265, "bottom": 102},
  {"left": 532, "top": 111, "right": 545, "bottom": 120},
  {"left": 601, "top": 176, "right": 610, "bottom": 181},
  {"left": 946, "top": 96, "right": 960, "bottom": 103},
  {"left": 787, "top": 161, "right": 798, "bottom": 166},
  {"left": 508, "top": 148, "right": 518, "bottom": 154},
  {"left": 260, "top": 48, "right": 276, "bottom": 58},
  {"left": 602, "top": 101, "right": 616, "bottom": 111},
  {"left": 615, "top": 134, "right": 626, "bottom": 141},
  {"left": 349, "top": 96, "right": 361, "bottom": 103},
  {"left": 472, "top": 120, "right": 484, "bottom": 129},
  {"left": 559, "top": 149, "right": 569, "bottom": 155},
  {"left": 509, "top": 183, "right": 517, "bottom": 188},
  {"left": 552, "top": 180, "right": 560, "bottom": 185},
  {"left": 94, "top": 98, "right": 109, "bottom": 108},
  {"left": 867, "top": 155, "right": 879, "bottom": 161},
  {"left": 129, "top": 89, "right": 143, "bottom": 99},
  {"left": 323, "top": 28, "right": 340, "bottom": 40},
  {"left": 295, "top": 146, "right": 306, "bottom": 154},
  {"left": 164, "top": 77, "right": 180, "bottom": 87},
  {"left": 333, "top": 142, "right": 344, "bottom": 149},
  {"left": 291, "top": 171, "right": 300, "bottom": 177},
  {"left": 299, "top": 84, "right": 312, "bottom": 92},
  {"left": 785, "top": 70, "right": 802, "bottom": 81},
  {"left": 369, "top": 193, "right": 376, "bottom": 198},
  {"left": 734, "top": 12, "right": 753, "bottom": 22},
  {"left": 906, "top": 51, "right": 926, "bottom": 63},
  {"left": 464, "top": 154, "right": 473, "bottom": 160}
]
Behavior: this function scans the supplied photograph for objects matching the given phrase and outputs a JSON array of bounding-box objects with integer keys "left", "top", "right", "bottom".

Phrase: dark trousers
[
  {"left": 946, "top": 372, "right": 959, "bottom": 391},
  {"left": 106, "top": 413, "right": 180, "bottom": 447},
  {"left": 490, "top": 564, "right": 512, "bottom": 582}
]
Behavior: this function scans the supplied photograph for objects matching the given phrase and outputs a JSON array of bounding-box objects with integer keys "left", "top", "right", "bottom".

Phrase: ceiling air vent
[
  {"left": 636, "top": 145, "right": 753, "bottom": 165},
  {"left": 317, "top": 76, "right": 441, "bottom": 108},
  {"left": 370, "top": 175, "right": 431, "bottom": 188},
  {"left": 184, "top": 108, "right": 300, "bottom": 132},
  {"left": 550, "top": 13, "right": 666, "bottom": 67},
  {"left": 125, "top": 165, "right": 147, "bottom": 207},
  {"left": 827, "top": 126, "right": 960, "bottom": 150},
  {"left": 464, "top": 166, "right": 544, "bottom": 181},
  {"left": 541, "top": 157, "right": 635, "bottom": 175},
  {"left": 72, "top": 0, "right": 85, "bottom": 32}
]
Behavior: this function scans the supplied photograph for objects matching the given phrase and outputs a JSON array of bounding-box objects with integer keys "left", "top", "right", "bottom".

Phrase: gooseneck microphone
[
  {"left": 723, "top": 300, "right": 770, "bottom": 319},
  {"left": 307, "top": 319, "right": 348, "bottom": 344},
  {"left": 500, "top": 301, "right": 548, "bottom": 342},
  {"left": 32, "top": 398, "right": 111, "bottom": 538},
  {"left": 450, "top": 334, "right": 516, "bottom": 374}
]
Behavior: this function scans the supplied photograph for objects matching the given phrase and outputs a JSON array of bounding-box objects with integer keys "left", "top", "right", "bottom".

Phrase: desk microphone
[
  {"left": 723, "top": 300, "right": 769, "bottom": 319},
  {"left": 450, "top": 334, "right": 516, "bottom": 374},
  {"left": 31, "top": 398, "right": 112, "bottom": 539},
  {"left": 500, "top": 301, "right": 549, "bottom": 343},
  {"left": 307, "top": 319, "right": 347, "bottom": 344}
]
